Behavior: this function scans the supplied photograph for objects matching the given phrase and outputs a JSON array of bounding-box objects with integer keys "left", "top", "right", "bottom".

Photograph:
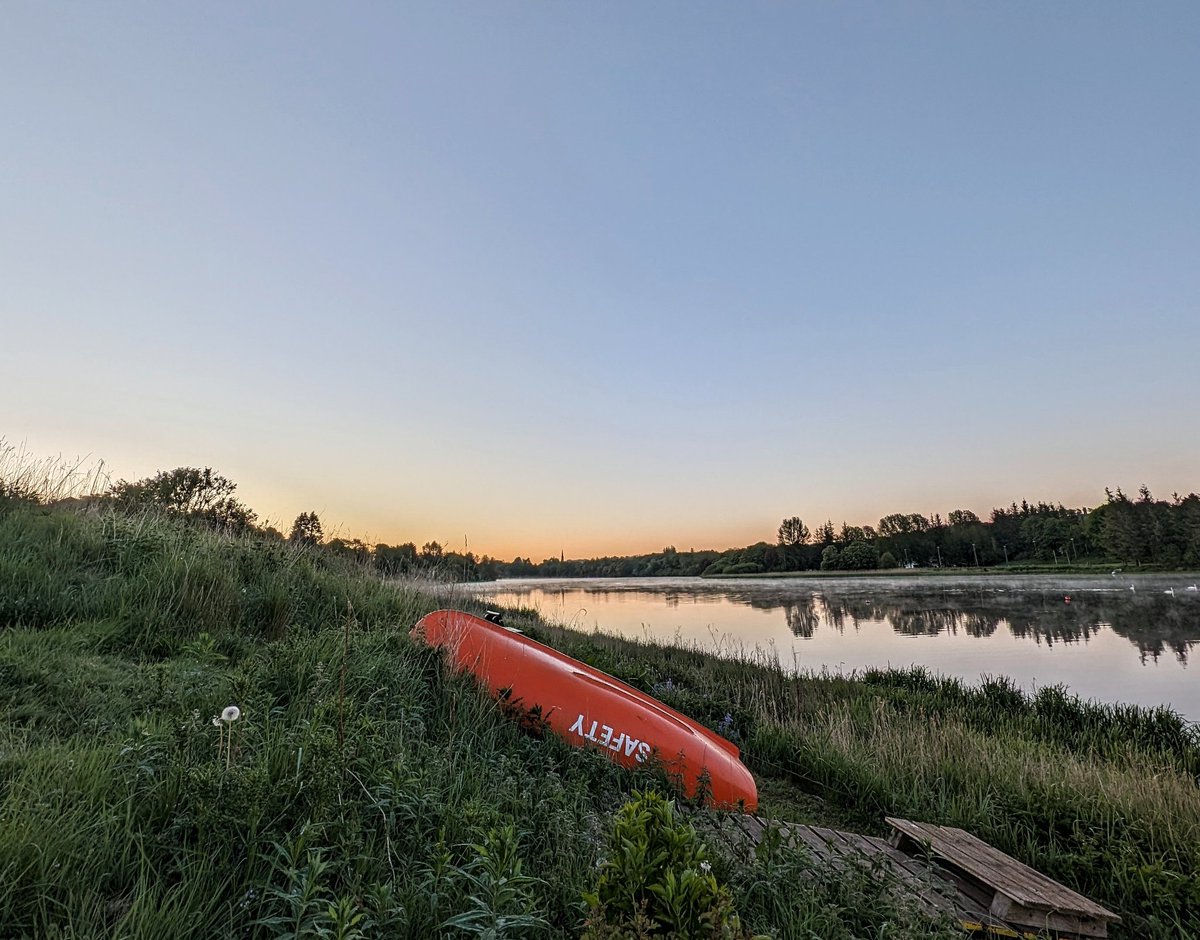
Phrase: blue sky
[{"left": 3, "top": 3, "right": 1197, "bottom": 558}]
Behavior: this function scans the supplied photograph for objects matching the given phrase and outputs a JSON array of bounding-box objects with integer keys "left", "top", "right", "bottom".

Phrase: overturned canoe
[{"left": 411, "top": 609, "right": 757, "bottom": 811}]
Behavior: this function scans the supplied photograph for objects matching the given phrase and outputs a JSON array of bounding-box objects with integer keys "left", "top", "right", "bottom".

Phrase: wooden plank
[
  {"left": 849, "top": 831, "right": 1025, "bottom": 934},
  {"left": 734, "top": 820, "right": 964, "bottom": 914},
  {"left": 787, "top": 825, "right": 847, "bottom": 869},
  {"left": 890, "top": 819, "right": 1042, "bottom": 900},
  {"left": 891, "top": 828, "right": 1050, "bottom": 919},
  {"left": 863, "top": 834, "right": 955, "bottom": 887},
  {"left": 935, "top": 827, "right": 1067, "bottom": 908},
  {"left": 736, "top": 814, "right": 765, "bottom": 844},
  {"left": 942, "top": 869, "right": 1000, "bottom": 918},
  {"left": 819, "top": 827, "right": 872, "bottom": 853},
  {"left": 844, "top": 837, "right": 957, "bottom": 918},
  {"left": 991, "top": 894, "right": 1113, "bottom": 938},
  {"left": 855, "top": 838, "right": 947, "bottom": 893},
  {"left": 817, "top": 827, "right": 876, "bottom": 874},
  {"left": 782, "top": 824, "right": 825, "bottom": 853},
  {"left": 859, "top": 836, "right": 1018, "bottom": 931},
  {"left": 886, "top": 817, "right": 1118, "bottom": 922},
  {"left": 883, "top": 824, "right": 1107, "bottom": 937},
  {"left": 888, "top": 821, "right": 1099, "bottom": 917},
  {"left": 706, "top": 816, "right": 1094, "bottom": 938},
  {"left": 890, "top": 819, "right": 1063, "bottom": 910},
  {"left": 926, "top": 863, "right": 1027, "bottom": 934},
  {"left": 811, "top": 826, "right": 878, "bottom": 864},
  {"left": 804, "top": 826, "right": 991, "bottom": 928},
  {"left": 724, "top": 817, "right": 840, "bottom": 871}
]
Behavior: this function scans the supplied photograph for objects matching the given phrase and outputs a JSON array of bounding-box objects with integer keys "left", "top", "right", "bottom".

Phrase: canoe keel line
[{"left": 411, "top": 609, "right": 758, "bottom": 811}]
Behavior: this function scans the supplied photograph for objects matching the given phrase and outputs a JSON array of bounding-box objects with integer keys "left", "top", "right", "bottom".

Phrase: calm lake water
[{"left": 458, "top": 574, "right": 1200, "bottom": 722}]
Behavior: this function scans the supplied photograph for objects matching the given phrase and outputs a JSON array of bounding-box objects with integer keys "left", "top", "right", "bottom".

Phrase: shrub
[
  {"left": 106, "top": 467, "right": 257, "bottom": 533},
  {"left": 582, "top": 791, "right": 758, "bottom": 940}
]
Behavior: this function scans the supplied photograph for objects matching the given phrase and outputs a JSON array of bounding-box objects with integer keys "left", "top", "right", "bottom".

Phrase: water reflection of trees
[
  {"left": 501, "top": 581, "right": 1200, "bottom": 665},
  {"left": 1104, "top": 601, "right": 1199, "bottom": 664},
  {"left": 765, "top": 590, "right": 1198, "bottom": 664},
  {"left": 781, "top": 598, "right": 820, "bottom": 638}
]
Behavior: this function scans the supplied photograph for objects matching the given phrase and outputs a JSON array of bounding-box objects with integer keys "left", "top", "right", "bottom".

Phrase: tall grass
[
  {"left": 528, "top": 624, "right": 1200, "bottom": 939},
  {"left": 1, "top": 499, "right": 951, "bottom": 938},
  {"left": 0, "top": 438, "right": 108, "bottom": 506}
]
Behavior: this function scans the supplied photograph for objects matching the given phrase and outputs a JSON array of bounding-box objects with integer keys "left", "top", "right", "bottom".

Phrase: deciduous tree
[
  {"left": 777, "top": 516, "right": 810, "bottom": 546},
  {"left": 107, "top": 467, "right": 257, "bottom": 532},
  {"left": 289, "top": 511, "right": 324, "bottom": 545}
]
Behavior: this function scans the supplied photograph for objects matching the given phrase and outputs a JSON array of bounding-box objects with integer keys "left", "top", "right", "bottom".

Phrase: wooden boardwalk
[{"left": 702, "top": 814, "right": 1120, "bottom": 939}]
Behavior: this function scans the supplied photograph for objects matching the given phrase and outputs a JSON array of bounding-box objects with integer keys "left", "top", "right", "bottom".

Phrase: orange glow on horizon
[{"left": 8, "top": 433, "right": 1192, "bottom": 566}]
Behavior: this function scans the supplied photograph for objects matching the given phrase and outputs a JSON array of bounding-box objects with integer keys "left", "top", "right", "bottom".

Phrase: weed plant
[{"left": 582, "top": 791, "right": 756, "bottom": 939}]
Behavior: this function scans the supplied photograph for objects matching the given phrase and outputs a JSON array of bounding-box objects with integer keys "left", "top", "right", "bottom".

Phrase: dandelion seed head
[
  {"left": 221, "top": 705, "right": 241, "bottom": 722},
  {"left": 212, "top": 717, "right": 222, "bottom": 727}
]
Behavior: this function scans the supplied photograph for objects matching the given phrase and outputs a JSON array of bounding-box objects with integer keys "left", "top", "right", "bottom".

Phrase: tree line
[
  {"left": 27, "top": 465, "right": 1199, "bottom": 581},
  {"left": 497, "top": 486, "right": 1200, "bottom": 578}
]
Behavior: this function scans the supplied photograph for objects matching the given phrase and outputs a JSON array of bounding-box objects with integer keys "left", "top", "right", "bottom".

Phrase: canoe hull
[{"left": 411, "top": 609, "right": 757, "bottom": 811}]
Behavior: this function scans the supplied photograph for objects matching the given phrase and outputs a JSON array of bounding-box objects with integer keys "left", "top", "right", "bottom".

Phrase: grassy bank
[
  {"left": 528, "top": 622, "right": 1200, "bottom": 938},
  {"left": 0, "top": 499, "right": 963, "bottom": 939},
  {"left": 1, "top": 497, "right": 1197, "bottom": 937}
]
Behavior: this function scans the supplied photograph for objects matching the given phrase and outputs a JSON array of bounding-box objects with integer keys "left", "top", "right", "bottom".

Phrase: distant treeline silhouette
[{"left": 501, "top": 486, "right": 1200, "bottom": 579}]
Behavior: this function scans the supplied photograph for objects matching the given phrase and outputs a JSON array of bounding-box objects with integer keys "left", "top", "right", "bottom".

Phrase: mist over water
[{"left": 461, "top": 574, "right": 1200, "bottom": 721}]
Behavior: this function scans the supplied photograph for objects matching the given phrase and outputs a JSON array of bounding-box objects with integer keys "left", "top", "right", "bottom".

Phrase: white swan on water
[
  {"left": 1187, "top": 584, "right": 1198, "bottom": 591},
  {"left": 1164, "top": 587, "right": 1175, "bottom": 596}
]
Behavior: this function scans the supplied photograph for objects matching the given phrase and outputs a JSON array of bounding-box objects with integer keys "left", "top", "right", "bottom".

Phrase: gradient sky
[{"left": 3, "top": 3, "right": 1198, "bottom": 560}]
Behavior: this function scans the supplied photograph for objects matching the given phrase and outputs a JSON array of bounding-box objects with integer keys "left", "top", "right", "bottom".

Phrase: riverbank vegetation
[
  {"left": 0, "top": 483, "right": 971, "bottom": 938},
  {"left": 2, "top": 449, "right": 1197, "bottom": 936}
]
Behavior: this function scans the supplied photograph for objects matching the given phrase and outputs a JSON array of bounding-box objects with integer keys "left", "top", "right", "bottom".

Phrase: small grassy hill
[{"left": 0, "top": 492, "right": 1197, "bottom": 938}]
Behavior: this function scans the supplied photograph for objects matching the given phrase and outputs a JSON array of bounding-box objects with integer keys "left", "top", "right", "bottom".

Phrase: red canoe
[{"left": 411, "top": 609, "right": 757, "bottom": 811}]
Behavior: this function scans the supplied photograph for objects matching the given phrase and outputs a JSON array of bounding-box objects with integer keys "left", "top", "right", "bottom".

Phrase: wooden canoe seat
[{"left": 886, "top": 817, "right": 1121, "bottom": 938}]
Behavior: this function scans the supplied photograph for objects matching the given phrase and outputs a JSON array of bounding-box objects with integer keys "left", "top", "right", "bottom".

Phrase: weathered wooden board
[
  {"left": 704, "top": 814, "right": 1121, "bottom": 940},
  {"left": 886, "top": 817, "right": 1116, "bottom": 919},
  {"left": 885, "top": 817, "right": 1120, "bottom": 938},
  {"left": 703, "top": 815, "right": 1022, "bottom": 935}
]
